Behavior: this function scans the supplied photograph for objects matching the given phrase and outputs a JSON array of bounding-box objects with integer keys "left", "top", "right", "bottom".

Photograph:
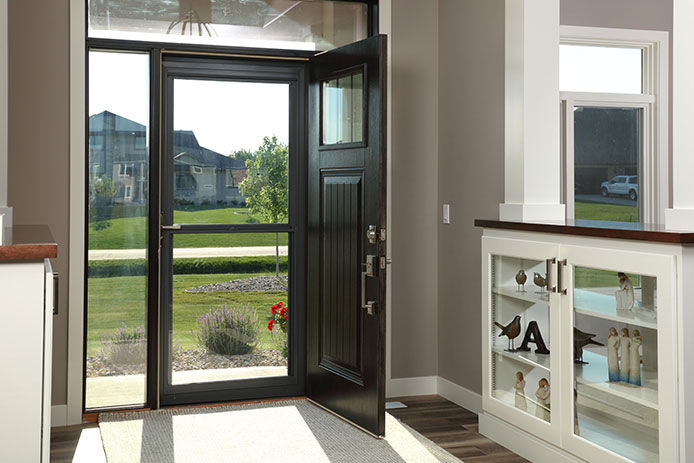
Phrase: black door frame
[
  {"left": 83, "top": 0, "right": 379, "bottom": 413},
  {"left": 158, "top": 55, "right": 307, "bottom": 406}
]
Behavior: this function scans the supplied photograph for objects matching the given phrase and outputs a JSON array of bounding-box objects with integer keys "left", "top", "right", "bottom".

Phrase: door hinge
[{"left": 380, "top": 228, "right": 387, "bottom": 241}]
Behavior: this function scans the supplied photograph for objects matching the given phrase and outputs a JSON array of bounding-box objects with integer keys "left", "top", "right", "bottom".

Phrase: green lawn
[
  {"left": 89, "top": 207, "right": 289, "bottom": 249},
  {"left": 87, "top": 272, "right": 288, "bottom": 357},
  {"left": 575, "top": 201, "right": 638, "bottom": 222},
  {"left": 574, "top": 267, "right": 639, "bottom": 289}
]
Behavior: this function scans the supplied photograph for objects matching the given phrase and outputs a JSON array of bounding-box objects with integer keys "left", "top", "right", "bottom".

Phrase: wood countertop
[
  {"left": 0, "top": 225, "right": 57, "bottom": 260},
  {"left": 474, "top": 219, "right": 694, "bottom": 244}
]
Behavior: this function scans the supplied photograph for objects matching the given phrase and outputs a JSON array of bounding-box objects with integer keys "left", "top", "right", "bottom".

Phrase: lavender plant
[
  {"left": 98, "top": 323, "right": 146, "bottom": 365},
  {"left": 194, "top": 305, "right": 259, "bottom": 355}
]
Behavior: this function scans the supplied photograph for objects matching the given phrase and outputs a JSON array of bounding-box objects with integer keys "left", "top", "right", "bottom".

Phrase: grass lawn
[
  {"left": 575, "top": 201, "right": 638, "bottom": 222},
  {"left": 87, "top": 272, "right": 288, "bottom": 357},
  {"left": 88, "top": 207, "right": 289, "bottom": 249},
  {"left": 574, "top": 267, "right": 639, "bottom": 289}
]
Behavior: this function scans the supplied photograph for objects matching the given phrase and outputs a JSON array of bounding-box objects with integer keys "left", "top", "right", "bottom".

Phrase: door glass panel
[
  {"left": 322, "top": 71, "right": 363, "bottom": 145},
  {"left": 88, "top": 0, "right": 368, "bottom": 51},
  {"left": 490, "top": 255, "right": 552, "bottom": 423},
  {"left": 573, "top": 107, "right": 641, "bottom": 223},
  {"left": 172, "top": 79, "right": 289, "bottom": 224},
  {"left": 86, "top": 50, "right": 149, "bottom": 409},
  {"left": 573, "top": 267, "right": 658, "bottom": 463},
  {"left": 168, "top": 233, "right": 290, "bottom": 385}
]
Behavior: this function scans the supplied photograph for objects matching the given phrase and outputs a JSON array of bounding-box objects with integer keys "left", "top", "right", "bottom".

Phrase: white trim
[
  {"left": 479, "top": 413, "right": 584, "bottom": 463},
  {"left": 387, "top": 376, "right": 438, "bottom": 398},
  {"left": 437, "top": 376, "right": 482, "bottom": 415},
  {"left": 67, "top": 0, "right": 86, "bottom": 426},
  {"left": 51, "top": 405, "right": 68, "bottom": 428},
  {"left": 0, "top": 0, "right": 10, "bottom": 225},
  {"left": 559, "top": 26, "right": 669, "bottom": 225}
]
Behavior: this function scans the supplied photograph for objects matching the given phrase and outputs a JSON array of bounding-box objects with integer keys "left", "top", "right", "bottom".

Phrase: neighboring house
[
  {"left": 574, "top": 107, "right": 639, "bottom": 194},
  {"left": 89, "top": 111, "right": 247, "bottom": 205}
]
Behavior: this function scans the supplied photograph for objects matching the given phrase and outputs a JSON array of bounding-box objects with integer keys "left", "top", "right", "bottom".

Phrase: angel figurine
[
  {"left": 629, "top": 329, "right": 642, "bottom": 386},
  {"left": 619, "top": 328, "right": 631, "bottom": 383},
  {"left": 535, "top": 378, "right": 551, "bottom": 422},
  {"left": 615, "top": 272, "right": 635, "bottom": 311},
  {"left": 607, "top": 327, "right": 620, "bottom": 382},
  {"left": 514, "top": 371, "right": 527, "bottom": 411}
]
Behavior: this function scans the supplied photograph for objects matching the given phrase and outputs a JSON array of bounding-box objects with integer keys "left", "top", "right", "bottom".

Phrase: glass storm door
[
  {"left": 159, "top": 57, "right": 306, "bottom": 406},
  {"left": 561, "top": 245, "right": 677, "bottom": 463},
  {"left": 482, "top": 236, "right": 562, "bottom": 446}
]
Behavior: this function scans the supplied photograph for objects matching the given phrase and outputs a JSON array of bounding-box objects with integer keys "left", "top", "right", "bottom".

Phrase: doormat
[{"left": 99, "top": 399, "right": 461, "bottom": 462}]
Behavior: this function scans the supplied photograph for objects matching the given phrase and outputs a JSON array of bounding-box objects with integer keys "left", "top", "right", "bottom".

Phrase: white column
[
  {"left": 499, "top": 0, "right": 565, "bottom": 223},
  {"left": 665, "top": 0, "right": 694, "bottom": 230},
  {"left": 0, "top": 0, "right": 12, "bottom": 228}
]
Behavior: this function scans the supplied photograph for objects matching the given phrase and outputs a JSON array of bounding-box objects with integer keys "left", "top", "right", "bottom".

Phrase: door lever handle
[{"left": 361, "top": 255, "right": 376, "bottom": 315}]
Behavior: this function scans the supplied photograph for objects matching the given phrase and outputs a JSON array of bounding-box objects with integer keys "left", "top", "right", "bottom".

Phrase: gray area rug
[{"left": 99, "top": 399, "right": 461, "bottom": 463}]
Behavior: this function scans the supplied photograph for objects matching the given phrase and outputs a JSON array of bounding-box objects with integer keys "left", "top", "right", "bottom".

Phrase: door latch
[
  {"left": 367, "top": 225, "right": 377, "bottom": 244},
  {"left": 361, "top": 255, "right": 377, "bottom": 315}
]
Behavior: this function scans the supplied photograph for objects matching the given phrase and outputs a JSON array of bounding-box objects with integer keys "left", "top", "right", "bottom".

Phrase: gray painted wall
[
  {"left": 390, "top": 0, "right": 440, "bottom": 379},
  {"left": 8, "top": 0, "right": 70, "bottom": 405}
]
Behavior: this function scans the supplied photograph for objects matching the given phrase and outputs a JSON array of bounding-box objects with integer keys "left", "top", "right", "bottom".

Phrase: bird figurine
[
  {"left": 515, "top": 270, "right": 527, "bottom": 292},
  {"left": 495, "top": 315, "right": 522, "bottom": 352},
  {"left": 533, "top": 272, "right": 547, "bottom": 293},
  {"left": 574, "top": 327, "right": 604, "bottom": 364}
]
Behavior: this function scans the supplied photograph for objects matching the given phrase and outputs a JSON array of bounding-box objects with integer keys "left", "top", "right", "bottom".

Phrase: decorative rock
[{"left": 185, "top": 276, "right": 288, "bottom": 293}]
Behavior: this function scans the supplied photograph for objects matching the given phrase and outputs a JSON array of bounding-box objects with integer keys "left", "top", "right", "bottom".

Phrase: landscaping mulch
[
  {"left": 184, "top": 275, "right": 288, "bottom": 293},
  {"left": 87, "top": 348, "right": 287, "bottom": 377}
]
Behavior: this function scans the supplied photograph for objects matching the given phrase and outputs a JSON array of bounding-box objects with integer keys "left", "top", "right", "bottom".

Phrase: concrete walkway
[{"left": 88, "top": 246, "right": 288, "bottom": 261}]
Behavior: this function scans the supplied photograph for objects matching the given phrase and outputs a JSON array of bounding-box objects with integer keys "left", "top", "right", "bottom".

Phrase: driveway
[
  {"left": 88, "top": 246, "right": 289, "bottom": 261},
  {"left": 575, "top": 194, "right": 637, "bottom": 207}
]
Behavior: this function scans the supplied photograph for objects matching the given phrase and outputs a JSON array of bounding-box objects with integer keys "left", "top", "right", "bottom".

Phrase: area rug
[{"left": 99, "top": 399, "right": 461, "bottom": 463}]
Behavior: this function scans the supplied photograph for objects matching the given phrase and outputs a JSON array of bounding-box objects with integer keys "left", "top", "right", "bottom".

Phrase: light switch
[{"left": 442, "top": 204, "right": 450, "bottom": 224}]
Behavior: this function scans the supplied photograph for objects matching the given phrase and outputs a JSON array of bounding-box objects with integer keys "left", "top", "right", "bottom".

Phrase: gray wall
[
  {"left": 436, "top": 0, "right": 505, "bottom": 392},
  {"left": 390, "top": 0, "right": 440, "bottom": 379},
  {"left": 8, "top": 0, "right": 70, "bottom": 405}
]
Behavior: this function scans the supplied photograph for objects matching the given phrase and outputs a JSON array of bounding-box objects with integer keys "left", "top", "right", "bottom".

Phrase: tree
[
  {"left": 229, "top": 148, "right": 255, "bottom": 165},
  {"left": 239, "top": 136, "right": 288, "bottom": 277},
  {"left": 89, "top": 175, "right": 118, "bottom": 230}
]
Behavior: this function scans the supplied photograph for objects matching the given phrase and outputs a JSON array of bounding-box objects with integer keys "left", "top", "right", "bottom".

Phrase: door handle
[
  {"left": 161, "top": 224, "right": 182, "bottom": 231},
  {"left": 546, "top": 258, "right": 557, "bottom": 293},
  {"left": 557, "top": 259, "right": 567, "bottom": 295},
  {"left": 361, "top": 255, "right": 377, "bottom": 315}
]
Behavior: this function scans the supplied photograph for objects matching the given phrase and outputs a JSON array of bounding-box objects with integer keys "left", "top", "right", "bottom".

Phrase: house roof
[
  {"left": 89, "top": 110, "right": 146, "bottom": 133},
  {"left": 173, "top": 131, "right": 245, "bottom": 170}
]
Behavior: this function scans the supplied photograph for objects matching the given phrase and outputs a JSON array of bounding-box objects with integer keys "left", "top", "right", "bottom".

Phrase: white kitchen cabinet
[{"left": 479, "top": 226, "right": 683, "bottom": 463}]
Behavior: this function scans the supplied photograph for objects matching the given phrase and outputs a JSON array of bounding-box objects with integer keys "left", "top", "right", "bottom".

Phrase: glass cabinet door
[
  {"left": 482, "top": 237, "right": 561, "bottom": 444},
  {"left": 562, "top": 246, "right": 677, "bottom": 463}
]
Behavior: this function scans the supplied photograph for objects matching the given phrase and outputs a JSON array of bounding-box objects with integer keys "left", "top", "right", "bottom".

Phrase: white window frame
[{"left": 560, "top": 26, "right": 668, "bottom": 224}]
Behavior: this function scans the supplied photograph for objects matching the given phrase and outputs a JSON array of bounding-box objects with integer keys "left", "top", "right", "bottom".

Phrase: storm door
[{"left": 159, "top": 56, "right": 306, "bottom": 406}]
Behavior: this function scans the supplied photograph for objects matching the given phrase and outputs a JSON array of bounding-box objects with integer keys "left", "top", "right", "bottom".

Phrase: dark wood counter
[
  {"left": 475, "top": 219, "right": 694, "bottom": 244},
  {"left": 0, "top": 225, "right": 57, "bottom": 260}
]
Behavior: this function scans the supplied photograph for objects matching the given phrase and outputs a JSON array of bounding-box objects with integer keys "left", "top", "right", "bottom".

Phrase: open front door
[{"left": 307, "top": 34, "right": 387, "bottom": 436}]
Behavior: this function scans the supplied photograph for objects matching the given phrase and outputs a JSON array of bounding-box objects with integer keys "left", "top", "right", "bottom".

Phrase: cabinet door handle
[
  {"left": 557, "top": 259, "right": 568, "bottom": 295},
  {"left": 546, "top": 258, "right": 557, "bottom": 293}
]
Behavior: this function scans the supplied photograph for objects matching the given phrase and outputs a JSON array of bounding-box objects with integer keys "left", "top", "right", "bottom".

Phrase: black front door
[
  {"left": 307, "top": 35, "right": 388, "bottom": 436},
  {"left": 158, "top": 56, "right": 306, "bottom": 406}
]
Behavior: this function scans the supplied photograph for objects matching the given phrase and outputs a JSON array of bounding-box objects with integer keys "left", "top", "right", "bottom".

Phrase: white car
[{"left": 600, "top": 176, "right": 638, "bottom": 201}]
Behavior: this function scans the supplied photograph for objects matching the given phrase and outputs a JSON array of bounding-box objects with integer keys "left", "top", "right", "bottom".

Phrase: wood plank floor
[
  {"left": 51, "top": 395, "right": 526, "bottom": 462},
  {"left": 387, "top": 395, "right": 528, "bottom": 463}
]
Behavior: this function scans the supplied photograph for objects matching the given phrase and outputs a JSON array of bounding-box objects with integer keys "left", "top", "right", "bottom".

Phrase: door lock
[
  {"left": 367, "top": 225, "right": 377, "bottom": 244},
  {"left": 361, "top": 255, "right": 377, "bottom": 315}
]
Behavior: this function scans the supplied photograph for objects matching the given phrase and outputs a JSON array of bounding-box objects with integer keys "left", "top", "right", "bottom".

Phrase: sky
[
  {"left": 560, "top": 44, "right": 642, "bottom": 94},
  {"left": 88, "top": 50, "right": 289, "bottom": 155}
]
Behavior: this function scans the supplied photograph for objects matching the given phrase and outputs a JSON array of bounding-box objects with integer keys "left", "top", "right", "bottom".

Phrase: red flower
[
  {"left": 267, "top": 319, "right": 274, "bottom": 331},
  {"left": 279, "top": 307, "right": 288, "bottom": 319},
  {"left": 271, "top": 304, "right": 278, "bottom": 315}
]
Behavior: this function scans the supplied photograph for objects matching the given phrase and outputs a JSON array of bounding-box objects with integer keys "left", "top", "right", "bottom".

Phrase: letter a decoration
[{"left": 517, "top": 321, "right": 550, "bottom": 354}]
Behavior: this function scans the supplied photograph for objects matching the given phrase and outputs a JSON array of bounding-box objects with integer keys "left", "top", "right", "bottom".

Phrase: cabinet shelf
[
  {"left": 492, "top": 345, "right": 550, "bottom": 372},
  {"left": 574, "top": 289, "right": 657, "bottom": 330},
  {"left": 575, "top": 349, "right": 658, "bottom": 410},
  {"left": 493, "top": 285, "right": 550, "bottom": 305}
]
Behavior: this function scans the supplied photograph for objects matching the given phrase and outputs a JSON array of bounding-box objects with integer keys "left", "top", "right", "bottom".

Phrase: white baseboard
[
  {"left": 51, "top": 404, "right": 68, "bottom": 427},
  {"left": 479, "top": 413, "right": 584, "bottom": 463},
  {"left": 437, "top": 376, "right": 482, "bottom": 414},
  {"left": 387, "top": 376, "right": 438, "bottom": 398},
  {"left": 387, "top": 375, "right": 483, "bottom": 415}
]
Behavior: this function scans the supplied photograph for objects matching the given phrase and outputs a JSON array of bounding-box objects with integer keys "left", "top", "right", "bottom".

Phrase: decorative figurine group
[
  {"left": 495, "top": 316, "right": 549, "bottom": 354},
  {"left": 607, "top": 327, "right": 642, "bottom": 386},
  {"left": 514, "top": 372, "right": 551, "bottom": 421},
  {"left": 515, "top": 269, "right": 547, "bottom": 294}
]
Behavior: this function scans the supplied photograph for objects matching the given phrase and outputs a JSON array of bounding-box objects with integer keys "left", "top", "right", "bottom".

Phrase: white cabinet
[
  {"left": 481, "top": 232, "right": 678, "bottom": 463},
  {"left": 0, "top": 258, "right": 54, "bottom": 462}
]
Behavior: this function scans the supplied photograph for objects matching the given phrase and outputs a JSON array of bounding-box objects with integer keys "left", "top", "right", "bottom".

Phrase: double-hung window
[{"left": 560, "top": 27, "right": 668, "bottom": 224}]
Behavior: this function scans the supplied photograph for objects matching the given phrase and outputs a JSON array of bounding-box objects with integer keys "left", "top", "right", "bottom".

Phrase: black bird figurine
[
  {"left": 515, "top": 270, "right": 527, "bottom": 292},
  {"left": 495, "top": 315, "right": 522, "bottom": 352},
  {"left": 574, "top": 327, "right": 604, "bottom": 364},
  {"left": 533, "top": 272, "right": 547, "bottom": 292}
]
